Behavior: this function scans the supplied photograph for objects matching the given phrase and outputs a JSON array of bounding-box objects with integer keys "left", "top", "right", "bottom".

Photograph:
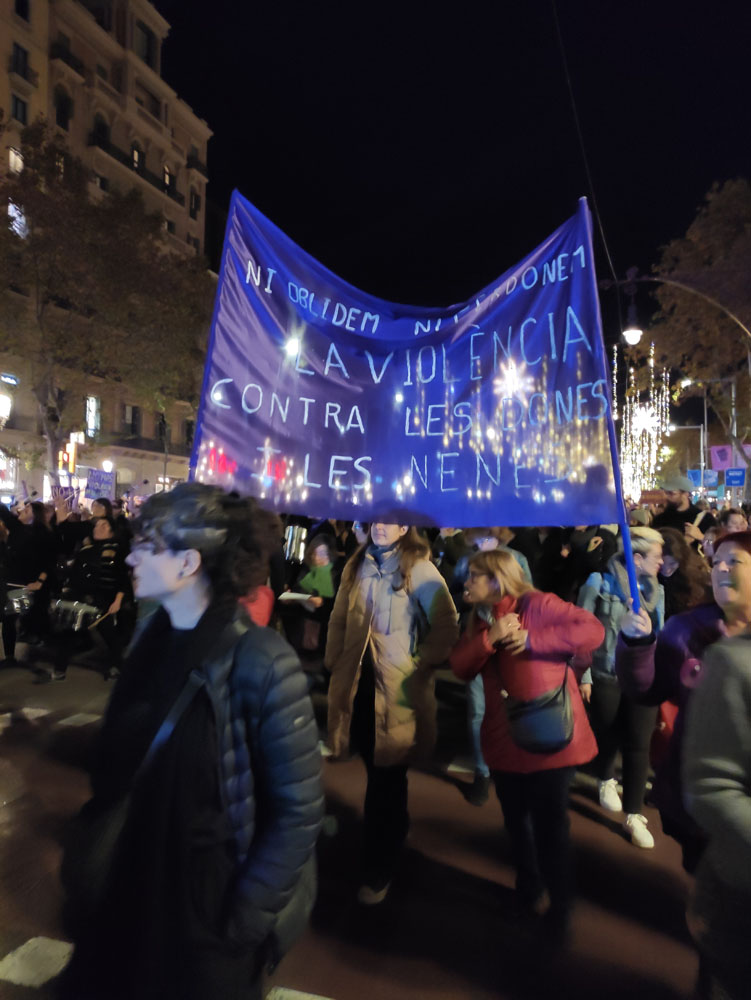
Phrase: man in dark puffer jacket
[{"left": 59, "top": 485, "right": 323, "bottom": 1000}]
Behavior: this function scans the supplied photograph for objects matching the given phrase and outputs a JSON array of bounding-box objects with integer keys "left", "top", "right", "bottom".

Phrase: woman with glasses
[
  {"left": 59, "top": 484, "right": 323, "bottom": 1000},
  {"left": 450, "top": 549, "right": 602, "bottom": 941}
]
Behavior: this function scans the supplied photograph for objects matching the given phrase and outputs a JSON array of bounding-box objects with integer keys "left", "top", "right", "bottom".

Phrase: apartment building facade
[{"left": 0, "top": 0, "right": 212, "bottom": 503}]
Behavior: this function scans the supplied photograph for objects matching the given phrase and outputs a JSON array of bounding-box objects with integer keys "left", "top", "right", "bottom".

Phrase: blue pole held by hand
[{"left": 620, "top": 522, "right": 641, "bottom": 615}]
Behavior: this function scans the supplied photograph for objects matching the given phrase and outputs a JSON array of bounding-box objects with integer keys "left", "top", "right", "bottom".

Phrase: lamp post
[{"left": 667, "top": 423, "right": 705, "bottom": 489}]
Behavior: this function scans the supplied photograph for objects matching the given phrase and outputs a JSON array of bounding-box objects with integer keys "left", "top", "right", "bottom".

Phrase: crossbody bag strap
[{"left": 135, "top": 669, "right": 205, "bottom": 781}]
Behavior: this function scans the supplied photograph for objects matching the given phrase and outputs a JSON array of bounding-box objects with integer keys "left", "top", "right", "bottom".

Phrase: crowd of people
[{"left": 1, "top": 475, "right": 750, "bottom": 999}]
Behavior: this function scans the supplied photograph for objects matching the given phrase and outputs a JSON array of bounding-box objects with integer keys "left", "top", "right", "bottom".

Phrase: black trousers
[
  {"left": 589, "top": 679, "right": 658, "bottom": 814},
  {"left": 492, "top": 766, "right": 575, "bottom": 918},
  {"left": 54, "top": 615, "right": 124, "bottom": 676},
  {"left": 350, "top": 652, "right": 409, "bottom": 888}
]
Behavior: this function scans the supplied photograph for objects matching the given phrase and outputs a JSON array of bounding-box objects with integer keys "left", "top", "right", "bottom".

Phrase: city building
[{"left": 0, "top": 0, "right": 212, "bottom": 503}]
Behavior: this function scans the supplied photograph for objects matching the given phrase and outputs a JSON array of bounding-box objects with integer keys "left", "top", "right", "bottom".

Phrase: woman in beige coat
[{"left": 325, "top": 522, "right": 459, "bottom": 904}]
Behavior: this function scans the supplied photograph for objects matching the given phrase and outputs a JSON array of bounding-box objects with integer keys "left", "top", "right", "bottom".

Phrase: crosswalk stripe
[
  {"left": 0, "top": 937, "right": 73, "bottom": 987},
  {"left": 267, "top": 989, "right": 335, "bottom": 1000},
  {"left": 57, "top": 712, "right": 102, "bottom": 727}
]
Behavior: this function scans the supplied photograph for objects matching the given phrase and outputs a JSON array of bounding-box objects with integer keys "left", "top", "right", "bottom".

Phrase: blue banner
[
  {"left": 191, "top": 192, "right": 624, "bottom": 527},
  {"left": 688, "top": 469, "right": 719, "bottom": 489}
]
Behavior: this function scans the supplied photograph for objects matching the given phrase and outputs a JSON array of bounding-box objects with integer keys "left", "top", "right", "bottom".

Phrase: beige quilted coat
[{"left": 325, "top": 546, "right": 459, "bottom": 766}]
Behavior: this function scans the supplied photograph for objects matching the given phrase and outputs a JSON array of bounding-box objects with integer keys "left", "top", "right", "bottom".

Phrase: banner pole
[
  {"left": 620, "top": 522, "right": 641, "bottom": 615},
  {"left": 579, "top": 197, "right": 640, "bottom": 614}
]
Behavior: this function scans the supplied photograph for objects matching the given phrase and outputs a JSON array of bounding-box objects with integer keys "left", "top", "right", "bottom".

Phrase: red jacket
[{"left": 450, "top": 590, "right": 603, "bottom": 773}]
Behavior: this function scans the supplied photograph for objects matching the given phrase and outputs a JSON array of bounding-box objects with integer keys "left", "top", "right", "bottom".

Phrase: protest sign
[
  {"left": 191, "top": 193, "right": 624, "bottom": 527},
  {"left": 85, "top": 469, "right": 116, "bottom": 501}
]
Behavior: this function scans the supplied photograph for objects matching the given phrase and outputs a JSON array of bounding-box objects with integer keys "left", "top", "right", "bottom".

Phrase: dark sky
[{"left": 156, "top": 0, "right": 749, "bottom": 328}]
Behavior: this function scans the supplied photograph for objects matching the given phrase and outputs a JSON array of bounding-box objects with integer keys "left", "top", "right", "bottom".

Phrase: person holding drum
[
  {"left": 41, "top": 515, "right": 132, "bottom": 682},
  {"left": 0, "top": 500, "right": 57, "bottom": 661}
]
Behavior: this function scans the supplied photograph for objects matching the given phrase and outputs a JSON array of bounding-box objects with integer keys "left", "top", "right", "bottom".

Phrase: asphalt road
[{"left": 0, "top": 647, "right": 697, "bottom": 999}]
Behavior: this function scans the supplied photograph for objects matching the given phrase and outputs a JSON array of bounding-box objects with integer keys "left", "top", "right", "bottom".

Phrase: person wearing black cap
[{"left": 652, "top": 475, "right": 716, "bottom": 543}]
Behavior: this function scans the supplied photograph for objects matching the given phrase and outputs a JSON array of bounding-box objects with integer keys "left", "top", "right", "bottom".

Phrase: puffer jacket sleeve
[
  {"left": 228, "top": 631, "right": 324, "bottom": 948},
  {"left": 411, "top": 559, "right": 459, "bottom": 668}
]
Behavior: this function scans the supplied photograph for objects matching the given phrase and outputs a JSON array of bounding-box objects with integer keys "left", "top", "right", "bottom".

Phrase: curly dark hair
[
  {"left": 134, "top": 483, "right": 280, "bottom": 604},
  {"left": 658, "top": 527, "right": 712, "bottom": 611}
]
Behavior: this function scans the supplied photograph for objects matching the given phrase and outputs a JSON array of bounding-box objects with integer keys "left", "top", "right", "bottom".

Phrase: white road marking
[
  {"left": 57, "top": 713, "right": 102, "bottom": 728},
  {"left": 0, "top": 936, "right": 73, "bottom": 987},
  {"left": 267, "top": 990, "right": 335, "bottom": 1000}
]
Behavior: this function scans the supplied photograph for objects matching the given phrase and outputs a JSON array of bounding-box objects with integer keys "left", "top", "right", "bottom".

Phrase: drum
[
  {"left": 50, "top": 599, "right": 101, "bottom": 633},
  {"left": 5, "top": 587, "right": 33, "bottom": 617}
]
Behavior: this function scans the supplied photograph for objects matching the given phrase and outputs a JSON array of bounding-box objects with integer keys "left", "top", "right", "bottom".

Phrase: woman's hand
[
  {"left": 307, "top": 595, "right": 324, "bottom": 609},
  {"left": 487, "top": 613, "right": 520, "bottom": 646},
  {"left": 620, "top": 600, "right": 653, "bottom": 638},
  {"left": 500, "top": 628, "right": 528, "bottom": 655},
  {"left": 579, "top": 683, "right": 592, "bottom": 704},
  {"left": 26, "top": 581, "right": 42, "bottom": 592},
  {"left": 107, "top": 594, "right": 123, "bottom": 616}
]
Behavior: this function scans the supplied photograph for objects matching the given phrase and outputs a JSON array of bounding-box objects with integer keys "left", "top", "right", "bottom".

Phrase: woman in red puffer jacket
[{"left": 450, "top": 548, "right": 603, "bottom": 940}]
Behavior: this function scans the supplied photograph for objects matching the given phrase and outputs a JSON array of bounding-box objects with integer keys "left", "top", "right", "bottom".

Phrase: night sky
[{"left": 156, "top": 0, "right": 749, "bottom": 334}]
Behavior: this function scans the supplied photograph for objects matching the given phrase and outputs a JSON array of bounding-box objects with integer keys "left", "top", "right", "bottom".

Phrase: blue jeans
[{"left": 467, "top": 674, "right": 489, "bottom": 777}]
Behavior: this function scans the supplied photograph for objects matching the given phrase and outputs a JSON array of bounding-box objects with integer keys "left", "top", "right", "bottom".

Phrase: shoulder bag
[{"left": 503, "top": 661, "right": 574, "bottom": 754}]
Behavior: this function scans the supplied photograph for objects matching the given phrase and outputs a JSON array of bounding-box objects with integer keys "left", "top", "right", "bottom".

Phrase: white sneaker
[
  {"left": 624, "top": 813, "right": 655, "bottom": 849},
  {"left": 357, "top": 882, "right": 391, "bottom": 905},
  {"left": 598, "top": 778, "right": 622, "bottom": 812}
]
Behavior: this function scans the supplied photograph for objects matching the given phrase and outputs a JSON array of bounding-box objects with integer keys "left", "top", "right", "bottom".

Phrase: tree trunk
[{"left": 32, "top": 379, "right": 64, "bottom": 489}]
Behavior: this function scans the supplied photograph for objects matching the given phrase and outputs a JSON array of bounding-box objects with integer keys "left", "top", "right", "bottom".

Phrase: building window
[
  {"left": 189, "top": 188, "right": 201, "bottom": 220},
  {"left": 54, "top": 86, "right": 73, "bottom": 130},
  {"left": 85, "top": 395, "right": 101, "bottom": 438},
  {"left": 94, "top": 173, "right": 109, "bottom": 192},
  {"left": 14, "top": 0, "right": 30, "bottom": 21},
  {"left": 55, "top": 153, "right": 65, "bottom": 179},
  {"left": 11, "top": 43, "right": 29, "bottom": 78},
  {"left": 0, "top": 450, "right": 19, "bottom": 493},
  {"left": 8, "top": 201, "right": 28, "bottom": 238},
  {"left": 131, "top": 143, "right": 143, "bottom": 172},
  {"left": 163, "top": 164, "right": 172, "bottom": 191},
  {"left": 92, "top": 113, "right": 110, "bottom": 147},
  {"left": 134, "top": 20, "right": 156, "bottom": 69},
  {"left": 164, "top": 218, "right": 176, "bottom": 235},
  {"left": 184, "top": 419, "right": 195, "bottom": 449},
  {"left": 96, "top": 63, "right": 108, "bottom": 80},
  {"left": 122, "top": 404, "right": 141, "bottom": 435},
  {"left": 57, "top": 31, "right": 71, "bottom": 50},
  {"left": 9, "top": 148, "right": 24, "bottom": 175},
  {"left": 186, "top": 234, "right": 200, "bottom": 254},
  {"left": 11, "top": 94, "right": 27, "bottom": 125}
]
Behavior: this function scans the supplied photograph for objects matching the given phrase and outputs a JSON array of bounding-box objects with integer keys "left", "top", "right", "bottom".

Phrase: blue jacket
[{"left": 578, "top": 558, "right": 664, "bottom": 682}]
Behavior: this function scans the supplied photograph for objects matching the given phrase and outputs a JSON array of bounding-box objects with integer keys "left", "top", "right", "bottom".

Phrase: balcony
[
  {"left": 186, "top": 153, "right": 208, "bottom": 179},
  {"left": 8, "top": 56, "right": 39, "bottom": 90},
  {"left": 109, "top": 433, "right": 191, "bottom": 458},
  {"left": 50, "top": 42, "right": 86, "bottom": 79},
  {"left": 87, "top": 133, "right": 186, "bottom": 206}
]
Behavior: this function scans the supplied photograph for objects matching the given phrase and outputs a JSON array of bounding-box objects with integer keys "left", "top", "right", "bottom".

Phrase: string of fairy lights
[{"left": 613, "top": 342, "right": 671, "bottom": 501}]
